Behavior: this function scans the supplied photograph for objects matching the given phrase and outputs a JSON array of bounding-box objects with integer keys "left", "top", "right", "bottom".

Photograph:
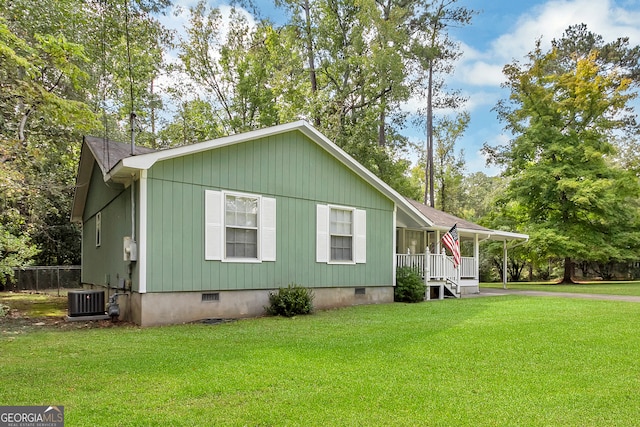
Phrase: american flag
[{"left": 441, "top": 224, "right": 461, "bottom": 268}]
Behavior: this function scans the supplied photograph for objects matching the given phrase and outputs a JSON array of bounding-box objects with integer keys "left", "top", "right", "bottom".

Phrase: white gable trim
[{"left": 106, "top": 121, "right": 427, "bottom": 228}]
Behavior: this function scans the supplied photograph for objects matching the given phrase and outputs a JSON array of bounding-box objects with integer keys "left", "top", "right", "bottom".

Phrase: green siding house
[{"left": 72, "top": 121, "right": 526, "bottom": 326}]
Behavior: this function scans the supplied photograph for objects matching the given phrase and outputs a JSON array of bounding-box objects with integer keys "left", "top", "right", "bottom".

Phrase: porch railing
[{"left": 396, "top": 252, "right": 476, "bottom": 281}]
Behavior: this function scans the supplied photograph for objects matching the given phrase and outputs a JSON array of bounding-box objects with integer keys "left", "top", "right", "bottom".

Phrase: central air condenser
[{"left": 68, "top": 290, "right": 106, "bottom": 317}]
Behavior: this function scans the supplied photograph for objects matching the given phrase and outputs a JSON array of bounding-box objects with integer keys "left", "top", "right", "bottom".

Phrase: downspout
[{"left": 131, "top": 173, "right": 136, "bottom": 245}]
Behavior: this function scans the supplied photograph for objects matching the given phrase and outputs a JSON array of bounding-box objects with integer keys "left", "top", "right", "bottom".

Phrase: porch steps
[
  {"left": 426, "top": 279, "right": 460, "bottom": 300},
  {"left": 443, "top": 279, "right": 460, "bottom": 298}
]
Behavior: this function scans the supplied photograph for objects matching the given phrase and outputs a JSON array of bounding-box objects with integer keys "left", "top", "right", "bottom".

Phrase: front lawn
[
  {"left": 482, "top": 280, "right": 640, "bottom": 296},
  {"left": 2, "top": 296, "right": 640, "bottom": 426}
]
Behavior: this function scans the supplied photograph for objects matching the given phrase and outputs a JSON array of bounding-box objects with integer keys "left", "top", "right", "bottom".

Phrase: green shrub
[
  {"left": 394, "top": 266, "right": 425, "bottom": 303},
  {"left": 266, "top": 284, "right": 314, "bottom": 317}
]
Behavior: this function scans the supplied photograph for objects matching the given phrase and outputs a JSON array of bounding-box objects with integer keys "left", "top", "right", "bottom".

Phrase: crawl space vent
[
  {"left": 202, "top": 293, "right": 220, "bottom": 302},
  {"left": 355, "top": 288, "right": 366, "bottom": 295}
]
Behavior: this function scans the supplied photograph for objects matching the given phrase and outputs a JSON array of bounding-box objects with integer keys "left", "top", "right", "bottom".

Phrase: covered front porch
[
  {"left": 394, "top": 198, "right": 529, "bottom": 299},
  {"left": 396, "top": 228, "right": 485, "bottom": 297}
]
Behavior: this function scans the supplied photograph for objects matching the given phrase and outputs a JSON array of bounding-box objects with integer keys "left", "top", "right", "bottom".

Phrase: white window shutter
[
  {"left": 316, "top": 204, "right": 329, "bottom": 263},
  {"left": 261, "top": 197, "right": 277, "bottom": 261},
  {"left": 204, "top": 190, "right": 223, "bottom": 260},
  {"left": 354, "top": 209, "right": 367, "bottom": 263}
]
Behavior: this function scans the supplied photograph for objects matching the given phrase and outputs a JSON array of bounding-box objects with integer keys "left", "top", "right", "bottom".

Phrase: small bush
[
  {"left": 394, "top": 266, "right": 425, "bottom": 303},
  {"left": 266, "top": 284, "right": 314, "bottom": 317}
]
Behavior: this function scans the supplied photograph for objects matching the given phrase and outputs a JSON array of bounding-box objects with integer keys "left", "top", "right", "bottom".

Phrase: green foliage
[
  {"left": 0, "top": 0, "right": 171, "bottom": 267},
  {"left": 0, "top": 224, "right": 38, "bottom": 285},
  {"left": 485, "top": 26, "right": 640, "bottom": 282},
  {"left": 266, "top": 284, "right": 314, "bottom": 317},
  {"left": 394, "top": 266, "right": 425, "bottom": 303}
]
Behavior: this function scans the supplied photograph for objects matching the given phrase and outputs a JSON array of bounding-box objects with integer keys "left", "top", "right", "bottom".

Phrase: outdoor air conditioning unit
[{"left": 68, "top": 290, "right": 106, "bottom": 317}]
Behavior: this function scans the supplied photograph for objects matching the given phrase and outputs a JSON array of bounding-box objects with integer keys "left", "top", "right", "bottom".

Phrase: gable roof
[
  {"left": 72, "top": 121, "right": 428, "bottom": 226},
  {"left": 71, "top": 121, "right": 528, "bottom": 242},
  {"left": 71, "top": 137, "right": 157, "bottom": 222},
  {"left": 85, "top": 135, "right": 157, "bottom": 175}
]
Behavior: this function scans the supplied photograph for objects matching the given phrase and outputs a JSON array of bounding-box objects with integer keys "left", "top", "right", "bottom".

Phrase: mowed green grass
[
  {"left": 482, "top": 280, "right": 640, "bottom": 296},
  {"left": 2, "top": 296, "right": 640, "bottom": 426}
]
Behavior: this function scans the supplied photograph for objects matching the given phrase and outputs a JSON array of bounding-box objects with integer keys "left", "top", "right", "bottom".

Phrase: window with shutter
[
  {"left": 205, "top": 190, "right": 276, "bottom": 262},
  {"left": 316, "top": 204, "right": 366, "bottom": 264}
]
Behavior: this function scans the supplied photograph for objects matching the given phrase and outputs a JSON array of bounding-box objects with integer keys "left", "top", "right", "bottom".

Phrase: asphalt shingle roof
[
  {"left": 84, "top": 136, "right": 157, "bottom": 173},
  {"left": 405, "top": 198, "right": 491, "bottom": 232}
]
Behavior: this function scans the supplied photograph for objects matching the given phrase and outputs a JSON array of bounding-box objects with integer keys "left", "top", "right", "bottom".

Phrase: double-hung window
[
  {"left": 316, "top": 204, "right": 366, "bottom": 264},
  {"left": 225, "top": 195, "right": 258, "bottom": 259},
  {"left": 205, "top": 190, "right": 276, "bottom": 262},
  {"left": 330, "top": 208, "right": 353, "bottom": 261}
]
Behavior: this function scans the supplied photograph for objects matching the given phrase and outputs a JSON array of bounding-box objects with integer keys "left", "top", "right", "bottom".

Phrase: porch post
[
  {"left": 474, "top": 234, "right": 479, "bottom": 280},
  {"left": 502, "top": 240, "right": 508, "bottom": 289},
  {"left": 425, "top": 248, "right": 431, "bottom": 300}
]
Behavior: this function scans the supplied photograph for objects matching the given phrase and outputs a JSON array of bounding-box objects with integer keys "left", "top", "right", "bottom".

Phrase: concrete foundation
[{"left": 97, "top": 286, "right": 394, "bottom": 326}]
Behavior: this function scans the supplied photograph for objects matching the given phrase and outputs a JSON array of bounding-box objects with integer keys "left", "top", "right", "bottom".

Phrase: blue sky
[
  {"left": 440, "top": 0, "right": 640, "bottom": 175},
  {"left": 161, "top": 0, "right": 640, "bottom": 176}
]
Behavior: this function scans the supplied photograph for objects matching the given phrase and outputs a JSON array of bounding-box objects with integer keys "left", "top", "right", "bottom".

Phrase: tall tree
[
  {"left": 433, "top": 112, "right": 467, "bottom": 215},
  {"left": 0, "top": 0, "right": 171, "bottom": 267},
  {"left": 485, "top": 28, "right": 640, "bottom": 283},
  {"left": 178, "top": 3, "right": 308, "bottom": 135},
  {"left": 408, "top": 0, "right": 474, "bottom": 206},
  {"left": 459, "top": 172, "right": 507, "bottom": 223}
]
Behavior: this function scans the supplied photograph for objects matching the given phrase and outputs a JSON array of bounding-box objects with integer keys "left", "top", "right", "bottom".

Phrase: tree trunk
[
  {"left": 561, "top": 256, "right": 574, "bottom": 284},
  {"left": 378, "top": 108, "right": 386, "bottom": 147},
  {"left": 425, "top": 62, "right": 434, "bottom": 207},
  {"left": 150, "top": 79, "right": 156, "bottom": 149},
  {"left": 302, "top": 0, "right": 320, "bottom": 127}
]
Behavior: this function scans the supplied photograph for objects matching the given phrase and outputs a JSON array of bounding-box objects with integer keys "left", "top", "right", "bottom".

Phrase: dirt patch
[{"left": 1, "top": 291, "right": 135, "bottom": 337}]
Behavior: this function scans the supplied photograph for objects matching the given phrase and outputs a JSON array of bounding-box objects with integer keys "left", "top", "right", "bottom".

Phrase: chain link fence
[{"left": 2, "top": 266, "right": 81, "bottom": 294}]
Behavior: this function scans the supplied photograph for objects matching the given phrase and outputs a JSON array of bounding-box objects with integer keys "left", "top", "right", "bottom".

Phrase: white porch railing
[
  {"left": 396, "top": 252, "right": 476, "bottom": 280},
  {"left": 460, "top": 257, "right": 476, "bottom": 279}
]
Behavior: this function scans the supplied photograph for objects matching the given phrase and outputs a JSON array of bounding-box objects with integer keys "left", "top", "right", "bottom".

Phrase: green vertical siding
[
  {"left": 81, "top": 165, "right": 135, "bottom": 289},
  {"left": 145, "top": 130, "right": 394, "bottom": 292}
]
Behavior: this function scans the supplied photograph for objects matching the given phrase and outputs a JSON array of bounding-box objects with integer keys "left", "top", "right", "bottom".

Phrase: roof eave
[
  {"left": 70, "top": 140, "right": 95, "bottom": 223},
  {"left": 487, "top": 230, "right": 530, "bottom": 241}
]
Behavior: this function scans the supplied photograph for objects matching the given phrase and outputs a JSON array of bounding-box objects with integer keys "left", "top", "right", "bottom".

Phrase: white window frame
[
  {"left": 316, "top": 204, "right": 366, "bottom": 265},
  {"left": 330, "top": 207, "right": 354, "bottom": 263},
  {"left": 95, "top": 211, "right": 102, "bottom": 247},
  {"left": 205, "top": 190, "right": 276, "bottom": 263},
  {"left": 224, "top": 192, "right": 260, "bottom": 262}
]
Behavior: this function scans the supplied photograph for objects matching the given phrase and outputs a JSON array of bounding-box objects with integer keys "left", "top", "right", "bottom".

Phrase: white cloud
[
  {"left": 458, "top": 62, "right": 506, "bottom": 87},
  {"left": 462, "top": 90, "right": 503, "bottom": 113},
  {"left": 456, "top": 0, "right": 640, "bottom": 89}
]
